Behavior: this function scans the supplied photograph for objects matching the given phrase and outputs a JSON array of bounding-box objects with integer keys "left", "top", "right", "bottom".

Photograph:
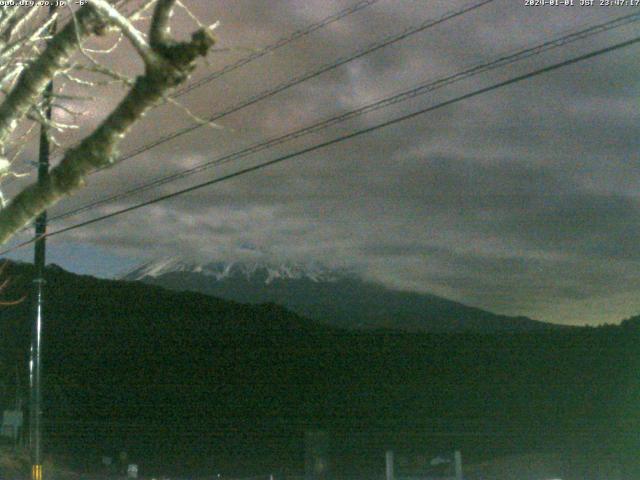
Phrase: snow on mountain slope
[{"left": 122, "top": 258, "right": 343, "bottom": 284}]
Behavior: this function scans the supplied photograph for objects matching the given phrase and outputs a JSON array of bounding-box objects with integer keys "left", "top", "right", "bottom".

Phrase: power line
[
  {"left": 49, "top": 11, "right": 640, "bottom": 223},
  {"left": 1, "top": 0, "right": 491, "bottom": 187},
  {"left": 5, "top": 0, "right": 382, "bottom": 182},
  {"left": 2, "top": 33, "right": 635, "bottom": 257},
  {"left": 29, "top": 0, "right": 497, "bottom": 224},
  {"left": 171, "top": 0, "right": 383, "bottom": 98},
  {"left": 91, "top": 0, "right": 496, "bottom": 173}
]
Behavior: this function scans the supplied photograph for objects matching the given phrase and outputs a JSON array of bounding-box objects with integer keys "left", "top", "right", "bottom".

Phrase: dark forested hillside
[{"left": 0, "top": 261, "right": 638, "bottom": 475}]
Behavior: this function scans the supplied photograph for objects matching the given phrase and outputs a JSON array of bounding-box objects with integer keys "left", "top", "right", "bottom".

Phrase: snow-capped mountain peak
[
  {"left": 120, "top": 257, "right": 557, "bottom": 334},
  {"left": 121, "top": 257, "right": 197, "bottom": 279},
  {"left": 121, "top": 258, "right": 342, "bottom": 284}
]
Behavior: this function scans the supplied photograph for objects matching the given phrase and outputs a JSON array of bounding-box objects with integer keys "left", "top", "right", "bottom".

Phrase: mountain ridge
[
  {"left": 122, "top": 257, "right": 346, "bottom": 284},
  {"left": 122, "top": 257, "right": 566, "bottom": 333}
]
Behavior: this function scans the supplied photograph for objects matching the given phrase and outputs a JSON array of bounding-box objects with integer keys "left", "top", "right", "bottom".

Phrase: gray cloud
[{"left": 7, "top": 0, "right": 640, "bottom": 326}]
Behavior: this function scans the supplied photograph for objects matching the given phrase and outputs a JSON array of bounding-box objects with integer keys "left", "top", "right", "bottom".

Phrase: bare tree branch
[
  {"left": 87, "top": 0, "right": 156, "bottom": 65},
  {"left": 150, "top": 0, "right": 175, "bottom": 48},
  {"left": 0, "top": 5, "right": 105, "bottom": 146},
  {"left": 0, "top": 1, "right": 215, "bottom": 245}
]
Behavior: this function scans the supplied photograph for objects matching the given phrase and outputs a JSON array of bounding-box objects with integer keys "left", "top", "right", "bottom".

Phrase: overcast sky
[{"left": 3, "top": 0, "right": 640, "bottom": 326}]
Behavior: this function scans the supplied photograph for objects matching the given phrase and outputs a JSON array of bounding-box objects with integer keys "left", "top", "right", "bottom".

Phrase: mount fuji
[{"left": 121, "top": 258, "right": 561, "bottom": 333}]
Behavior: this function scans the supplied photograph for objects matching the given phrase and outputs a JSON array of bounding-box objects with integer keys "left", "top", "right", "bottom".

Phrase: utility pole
[{"left": 30, "top": 5, "right": 56, "bottom": 480}]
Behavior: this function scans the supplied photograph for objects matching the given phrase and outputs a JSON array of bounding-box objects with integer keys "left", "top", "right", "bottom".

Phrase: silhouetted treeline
[{"left": 0, "top": 261, "right": 637, "bottom": 475}]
